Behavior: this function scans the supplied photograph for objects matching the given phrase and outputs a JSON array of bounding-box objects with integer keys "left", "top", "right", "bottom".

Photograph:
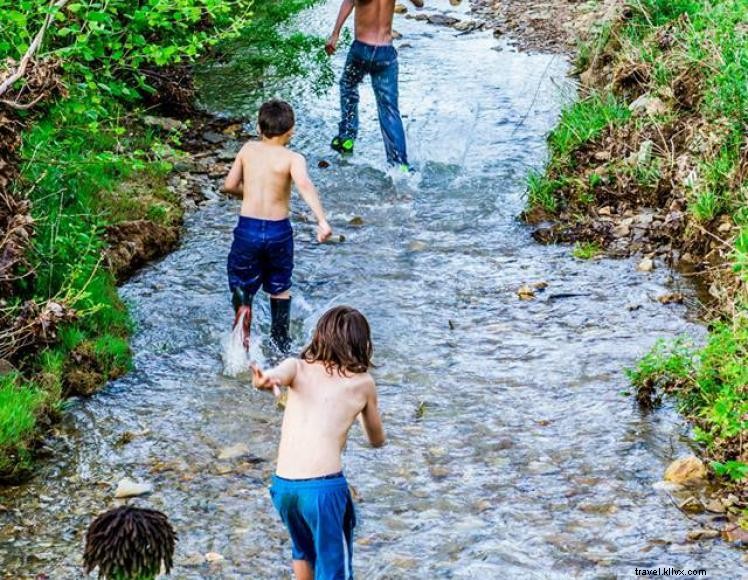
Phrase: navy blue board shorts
[
  {"left": 270, "top": 472, "right": 356, "bottom": 579},
  {"left": 227, "top": 216, "right": 293, "bottom": 298}
]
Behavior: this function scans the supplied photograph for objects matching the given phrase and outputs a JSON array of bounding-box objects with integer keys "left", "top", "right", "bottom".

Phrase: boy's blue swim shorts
[
  {"left": 227, "top": 216, "right": 293, "bottom": 299},
  {"left": 270, "top": 472, "right": 356, "bottom": 579}
]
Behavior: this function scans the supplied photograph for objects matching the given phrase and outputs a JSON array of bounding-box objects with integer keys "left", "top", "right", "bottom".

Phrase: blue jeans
[
  {"left": 227, "top": 216, "right": 293, "bottom": 298},
  {"left": 338, "top": 40, "right": 408, "bottom": 166}
]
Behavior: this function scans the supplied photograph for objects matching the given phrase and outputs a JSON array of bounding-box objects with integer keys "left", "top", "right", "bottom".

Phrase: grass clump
[
  {"left": 0, "top": 373, "right": 45, "bottom": 479},
  {"left": 572, "top": 241, "right": 603, "bottom": 260},
  {"left": 628, "top": 319, "right": 748, "bottom": 484}
]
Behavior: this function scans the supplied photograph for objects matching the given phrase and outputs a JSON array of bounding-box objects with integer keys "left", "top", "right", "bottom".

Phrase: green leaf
[{"left": 6, "top": 10, "right": 27, "bottom": 26}]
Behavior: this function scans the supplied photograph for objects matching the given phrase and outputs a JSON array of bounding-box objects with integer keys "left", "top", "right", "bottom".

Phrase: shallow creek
[{"left": 0, "top": 1, "right": 742, "bottom": 577}]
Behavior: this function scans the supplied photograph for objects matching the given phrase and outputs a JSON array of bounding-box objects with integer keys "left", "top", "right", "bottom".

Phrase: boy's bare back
[{"left": 225, "top": 141, "right": 305, "bottom": 221}]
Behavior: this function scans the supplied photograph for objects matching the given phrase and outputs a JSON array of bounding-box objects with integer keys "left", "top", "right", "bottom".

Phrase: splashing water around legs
[{"left": 222, "top": 307, "right": 252, "bottom": 377}]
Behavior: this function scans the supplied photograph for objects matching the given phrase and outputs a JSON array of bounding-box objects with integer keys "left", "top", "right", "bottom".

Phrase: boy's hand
[
  {"left": 251, "top": 364, "right": 281, "bottom": 398},
  {"left": 325, "top": 34, "right": 339, "bottom": 56},
  {"left": 317, "top": 220, "right": 333, "bottom": 243}
]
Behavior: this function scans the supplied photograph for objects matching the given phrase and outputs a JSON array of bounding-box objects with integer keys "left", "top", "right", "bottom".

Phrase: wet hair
[
  {"left": 258, "top": 99, "right": 295, "bottom": 137},
  {"left": 84, "top": 506, "right": 176, "bottom": 579},
  {"left": 301, "top": 306, "right": 373, "bottom": 375}
]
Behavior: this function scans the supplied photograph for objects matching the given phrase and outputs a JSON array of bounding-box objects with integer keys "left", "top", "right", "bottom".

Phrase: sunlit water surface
[{"left": 1, "top": 1, "right": 742, "bottom": 578}]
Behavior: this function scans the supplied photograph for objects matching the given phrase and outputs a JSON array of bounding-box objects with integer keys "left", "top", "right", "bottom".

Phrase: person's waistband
[
  {"left": 236, "top": 215, "right": 292, "bottom": 231},
  {"left": 352, "top": 39, "right": 394, "bottom": 49},
  {"left": 272, "top": 471, "right": 347, "bottom": 489}
]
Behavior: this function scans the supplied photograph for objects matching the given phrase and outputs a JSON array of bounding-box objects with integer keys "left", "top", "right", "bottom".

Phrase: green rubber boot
[{"left": 331, "top": 137, "right": 355, "bottom": 154}]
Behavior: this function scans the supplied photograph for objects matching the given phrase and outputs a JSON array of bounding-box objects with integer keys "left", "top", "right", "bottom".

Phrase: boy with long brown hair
[{"left": 252, "top": 306, "right": 385, "bottom": 580}]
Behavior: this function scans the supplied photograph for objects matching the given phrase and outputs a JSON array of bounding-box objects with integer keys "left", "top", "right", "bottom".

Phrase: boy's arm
[
  {"left": 359, "top": 378, "right": 386, "bottom": 448},
  {"left": 290, "top": 154, "right": 332, "bottom": 243},
  {"left": 251, "top": 359, "right": 298, "bottom": 397},
  {"left": 326, "top": 0, "right": 354, "bottom": 55},
  {"left": 222, "top": 151, "right": 244, "bottom": 198}
]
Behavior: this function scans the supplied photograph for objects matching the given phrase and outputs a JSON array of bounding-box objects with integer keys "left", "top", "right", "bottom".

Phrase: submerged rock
[
  {"left": 218, "top": 443, "right": 250, "bottom": 460},
  {"left": 664, "top": 455, "right": 707, "bottom": 485},
  {"left": 636, "top": 257, "right": 654, "bottom": 272},
  {"left": 687, "top": 529, "right": 719, "bottom": 541},
  {"left": 114, "top": 478, "right": 153, "bottom": 498}
]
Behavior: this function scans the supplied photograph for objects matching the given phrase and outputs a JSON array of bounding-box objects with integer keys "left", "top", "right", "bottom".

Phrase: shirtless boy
[
  {"left": 326, "top": 0, "right": 411, "bottom": 170},
  {"left": 223, "top": 100, "right": 332, "bottom": 353},
  {"left": 252, "top": 306, "right": 385, "bottom": 580}
]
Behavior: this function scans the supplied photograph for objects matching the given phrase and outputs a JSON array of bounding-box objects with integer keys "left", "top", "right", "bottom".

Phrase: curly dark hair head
[
  {"left": 301, "top": 306, "right": 373, "bottom": 375},
  {"left": 83, "top": 506, "right": 177, "bottom": 579}
]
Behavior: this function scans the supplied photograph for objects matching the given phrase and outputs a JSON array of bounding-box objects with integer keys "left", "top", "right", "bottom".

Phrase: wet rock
[
  {"left": 221, "top": 123, "right": 243, "bottom": 136},
  {"left": 658, "top": 293, "right": 684, "bottom": 305},
  {"left": 517, "top": 285, "right": 535, "bottom": 300},
  {"left": 705, "top": 498, "right": 727, "bottom": 513},
  {"left": 613, "top": 223, "right": 631, "bottom": 237},
  {"left": 394, "top": 3, "right": 407, "bottom": 14},
  {"left": 349, "top": 216, "right": 364, "bottom": 227},
  {"left": 450, "top": 0, "right": 462, "bottom": 5},
  {"left": 428, "top": 14, "right": 459, "bottom": 26},
  {"left": 636, "top": 257, "right": 654, "bottom": 272},
  {"left": 204, "top": 552, "right": 224, "bottom": 563},
  {"left": 687, "top": 529, "right": 719, "bottom": 541},
  {"left": 723, "top": 523, "right": 748, "bottom": 543},
  {"left": 473, "top": 499, "right": 492, "bottom": 513},
  {"left": 218, "top": 443, "right": 250, "bottom": 460},
  {"left": 114, "top": 478, "right": 153, "bottom": 498},
  {"left": 429, "top": 465, "right": 450, "bottom": 479},
  {"left": 453, "top": 20, "right": 482, "bottom": 33},
  {"left": 527, "top": 461, "right": 559, "bottom": 475},
  {"left": 143, "top": 115, "right": 186, "bottom": 132},
  {"left": 408, "top": 240, "right": 427, "bottom": 252},
  {"left": 664, "top": 455, "right": 707, "bottom": 485},
  {"left": 201, "top": 130, "right": 226, "bottom": 144},
  {"left": 678, "top": 496, "right": 704, "bottom": 514},
  {"left": 182, "top": 554, "right": 205, "bottom": 567},
  {"left": 530, "top": 281, "right": 548, "bottom": 290},
  {"left": 408, "top": 0, "right": 423, "bottom": 7},
  {"left": 318, "top": 159, "right": 330, "bottom": 168}
]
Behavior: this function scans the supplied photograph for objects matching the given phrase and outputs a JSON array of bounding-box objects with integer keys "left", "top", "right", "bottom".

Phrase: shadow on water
[{"left": 0, "top": 1, "right": 742, "bottom": 577}]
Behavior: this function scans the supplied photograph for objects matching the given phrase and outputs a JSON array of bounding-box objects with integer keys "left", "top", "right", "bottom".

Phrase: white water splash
[{"left": 221, "top": 310, "right": 250, "bottom": 377}]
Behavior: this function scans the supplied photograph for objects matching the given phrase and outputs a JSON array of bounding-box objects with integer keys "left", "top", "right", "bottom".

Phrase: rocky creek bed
[{"left": 1, "top": 0, "right": 746, "bottom": 576}]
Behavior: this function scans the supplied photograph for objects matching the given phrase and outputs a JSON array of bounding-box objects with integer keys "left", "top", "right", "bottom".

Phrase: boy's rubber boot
[
  {"left": 331, "top": 137, "right": 354, "bottom": 155},
  {"left": 232, "top": 287, "right": 252, "bottom": 351},
  {"left": 270, "top": 297, "right": 292, "bottom": 356}
]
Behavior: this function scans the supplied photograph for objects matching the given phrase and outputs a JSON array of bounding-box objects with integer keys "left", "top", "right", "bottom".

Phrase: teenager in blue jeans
[{"left": 326, "top": 0, "right": 410, "bottom": 171}]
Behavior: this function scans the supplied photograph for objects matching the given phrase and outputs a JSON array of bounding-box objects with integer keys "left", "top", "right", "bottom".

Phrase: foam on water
[{"left": 221, "top": 310, "right": 251, "bottom": 377}]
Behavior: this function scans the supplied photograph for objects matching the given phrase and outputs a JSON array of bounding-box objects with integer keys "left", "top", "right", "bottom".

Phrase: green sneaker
[
  {"left": 331, "top": 136, "right": 354, "bottom": 154},
  {"left": 398, "top": 163, "right": 415, "bottom": 174}
]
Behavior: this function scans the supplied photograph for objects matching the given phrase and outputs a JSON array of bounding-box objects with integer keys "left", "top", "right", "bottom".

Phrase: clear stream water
[{"left": 1, "top": 1, "right": 743, "bottom": 578}]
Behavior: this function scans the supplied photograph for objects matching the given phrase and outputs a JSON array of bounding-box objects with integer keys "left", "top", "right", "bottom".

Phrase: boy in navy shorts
[
  {"left": 252, "top": 306, "right": 386, "bottom": 579},
  {"left": 223, "top": 100, "right": 332, "bottom": 353}
]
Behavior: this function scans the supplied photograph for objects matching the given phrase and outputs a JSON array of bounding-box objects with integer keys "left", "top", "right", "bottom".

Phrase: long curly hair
[{"left": 83, "top": 506, "right": 177, "bottom": 579}]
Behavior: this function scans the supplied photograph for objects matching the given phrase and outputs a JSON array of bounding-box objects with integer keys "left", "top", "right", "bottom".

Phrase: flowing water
[{"left": 1, "top": 1, "right": 744, "bottom": 577}]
